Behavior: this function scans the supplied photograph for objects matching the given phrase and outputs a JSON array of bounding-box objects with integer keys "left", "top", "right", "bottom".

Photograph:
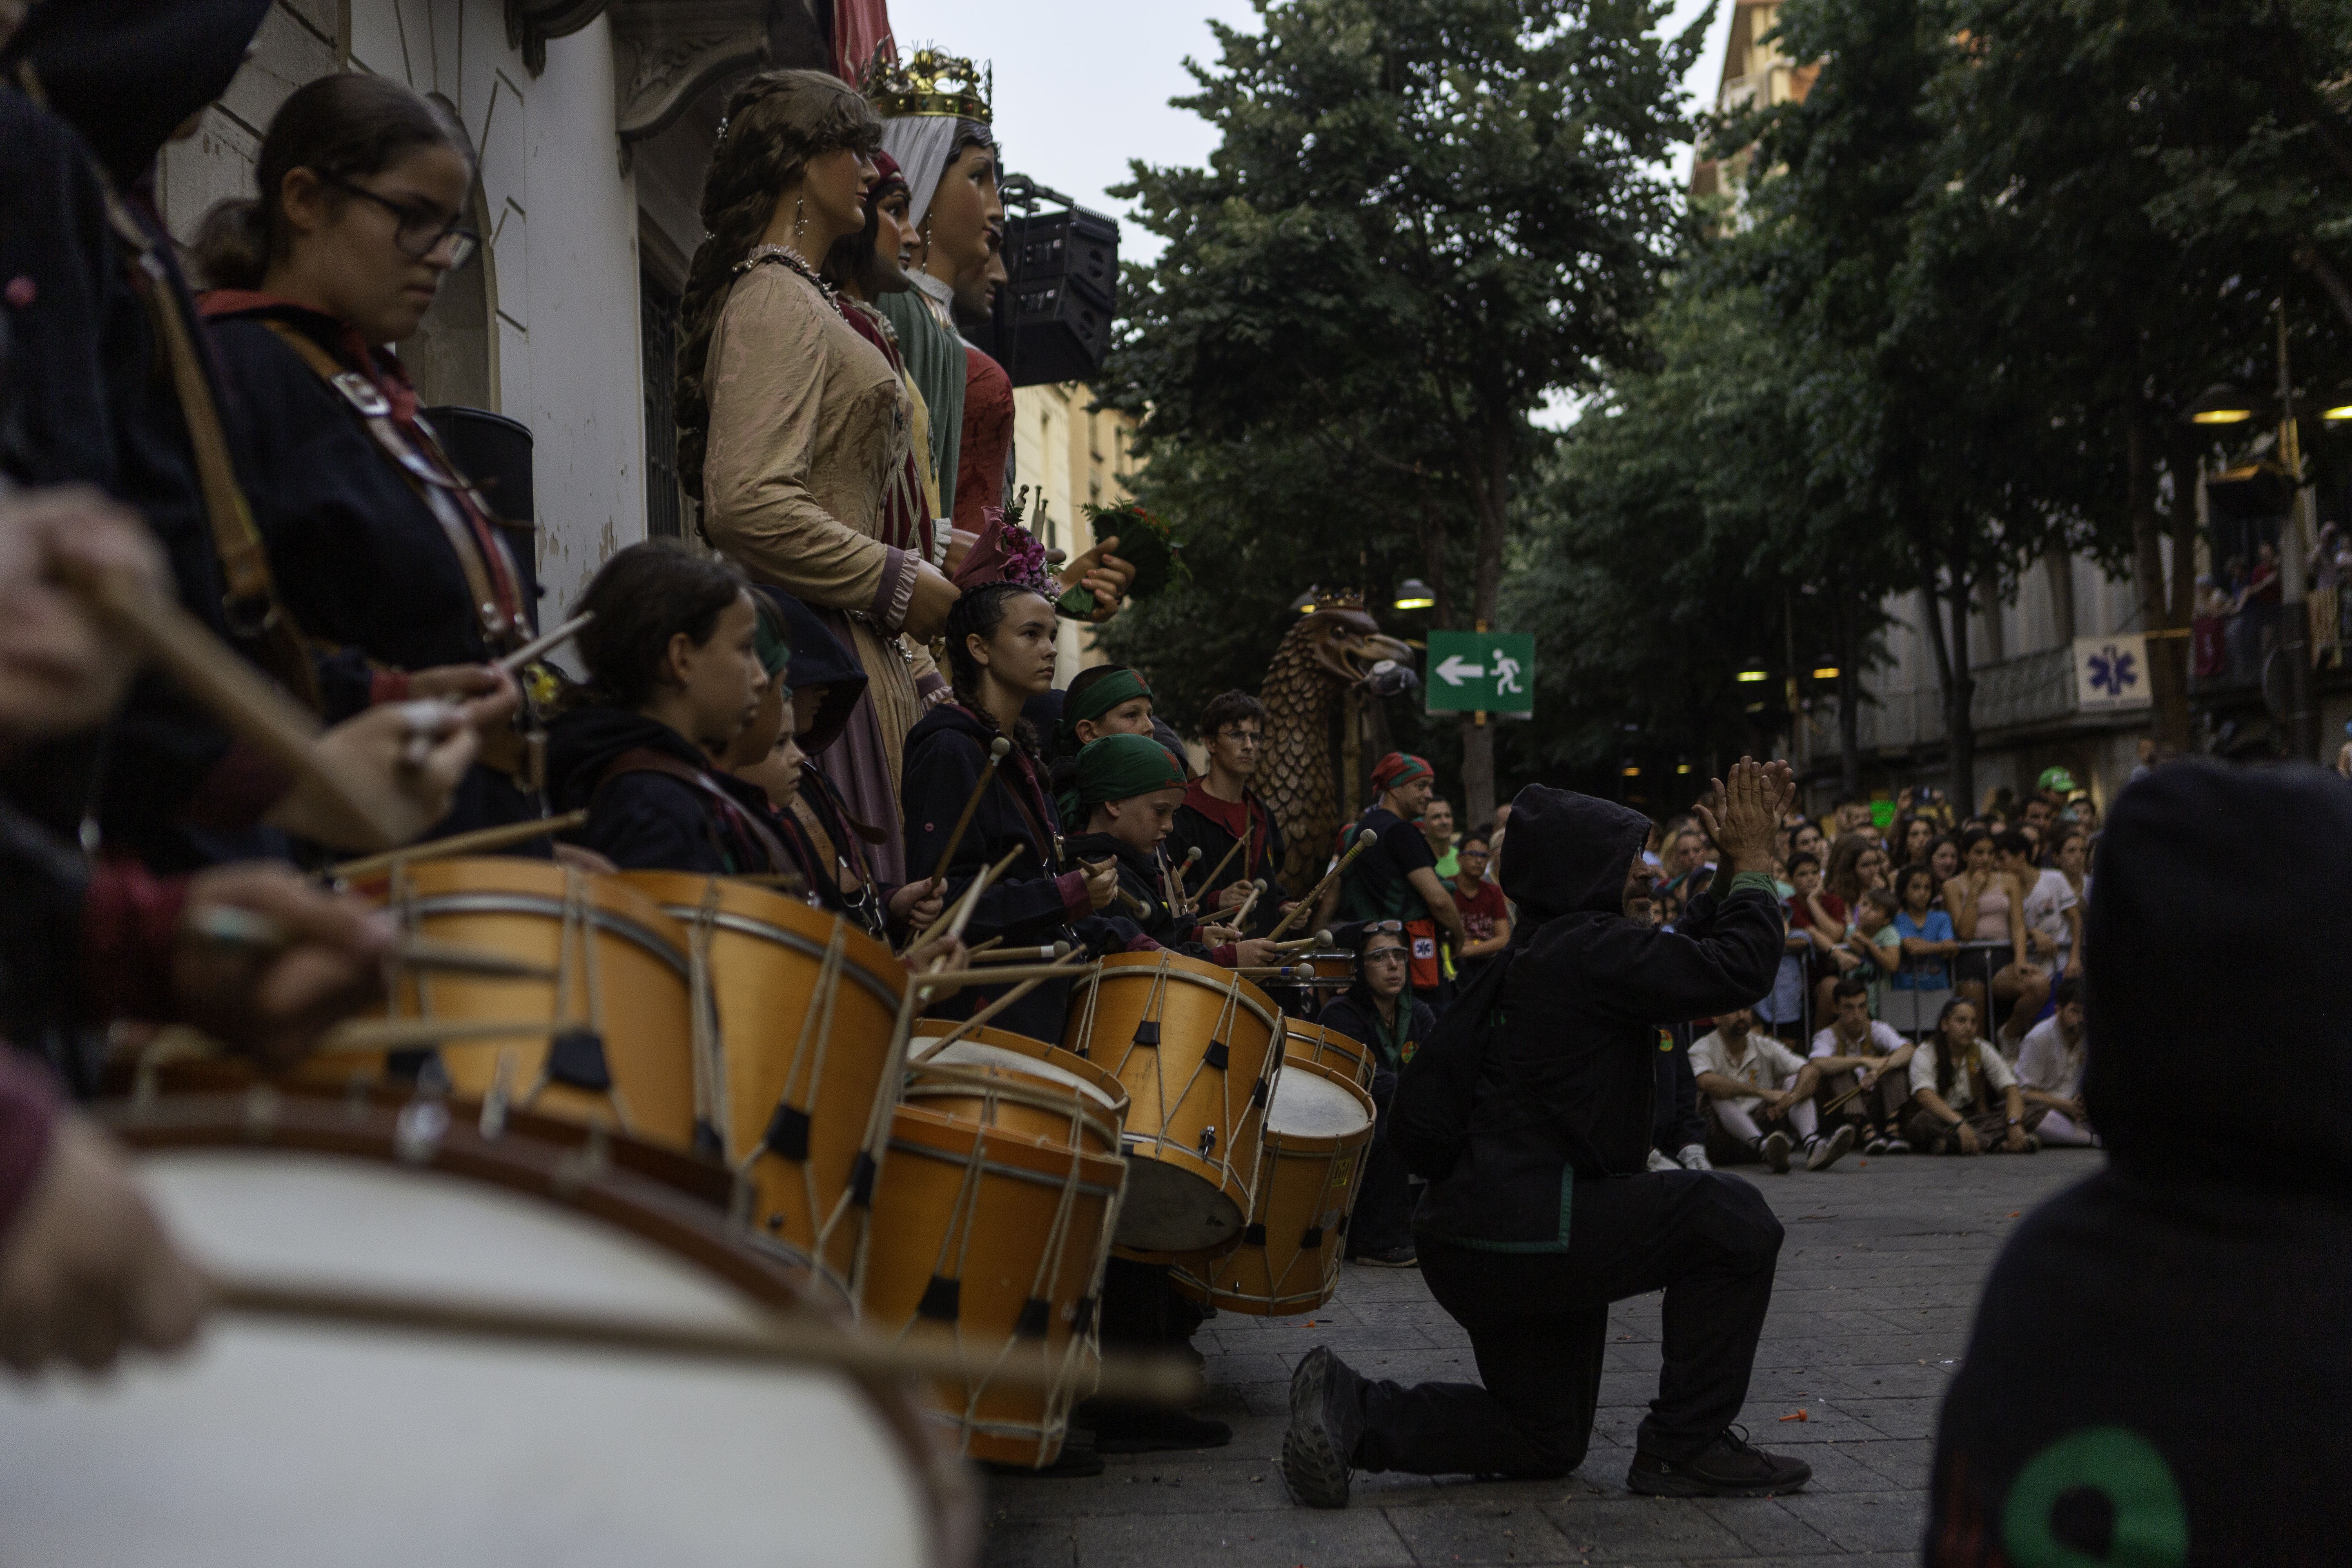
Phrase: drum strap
[{"left": 595, "top": 749, "right": 792, "bottom": 876}]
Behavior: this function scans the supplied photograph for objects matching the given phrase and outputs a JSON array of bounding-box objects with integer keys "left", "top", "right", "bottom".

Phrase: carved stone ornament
[
  {"left": 505, "top": 0, "right": 613, "bottom": 76},
  {"left": 611, "top": 0, "right": 774, "bottom": 164}
]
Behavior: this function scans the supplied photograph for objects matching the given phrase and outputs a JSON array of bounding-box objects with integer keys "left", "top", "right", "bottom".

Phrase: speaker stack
[{"left": 970, "top": 205, "right": 1119, "bottom": 388}]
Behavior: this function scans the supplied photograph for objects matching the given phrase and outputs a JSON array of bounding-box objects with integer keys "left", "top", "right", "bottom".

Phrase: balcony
[{"left": 1855, "top": 646, "right": 2083, "bottom": 752}]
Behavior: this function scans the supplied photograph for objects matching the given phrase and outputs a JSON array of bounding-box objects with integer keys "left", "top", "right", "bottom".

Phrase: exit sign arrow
[
  {"left": 1423, "top": 629, "right": 1536, "bottom": 715},
  {"left": 1435, "top": 654, "right": 1485, "bottom": 686}
]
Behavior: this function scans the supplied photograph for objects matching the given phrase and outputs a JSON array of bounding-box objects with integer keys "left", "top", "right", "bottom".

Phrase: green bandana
[
  {"left": 1058, "top": 667, "right": 1152, "bottom": 744},
  {"left": 1061, "top": 733, "right": 1187, "bottom": 830}
]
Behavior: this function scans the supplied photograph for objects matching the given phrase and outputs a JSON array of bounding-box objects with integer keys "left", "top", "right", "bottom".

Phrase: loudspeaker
[
  {"left": 971, "top": 205, "right": 1120, "bottom": 388},
  {"left": 1008, "top": 207, "right": 1117, "bottom": 310}
]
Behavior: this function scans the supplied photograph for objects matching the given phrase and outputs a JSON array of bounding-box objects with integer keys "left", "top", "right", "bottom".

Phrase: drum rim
[
  {"left": 912, "top": 1032, "right": 1131, "bottom": 1119},
  {"left": 95, "top": 1089, "right": 973, "bottom": 1566},
  {"left": 648, "top": 904, "right": 905, "bottom": 1011},
  {"left": 886, "top": 1102, "right": 1125, "bottom": 1194},
  {"left": 1066, "top": 950, "right": 1283, "bottom": 1034},
  {"left": 1261, "top": 1053, "right": 1378, "bottom": 1155},
  {"left": 397, "top": 892, "right": 688, "bottom": 978}
]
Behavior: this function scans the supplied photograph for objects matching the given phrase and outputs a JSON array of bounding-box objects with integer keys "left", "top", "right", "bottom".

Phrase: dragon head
[{"left": 1296, "top": 604, "right": 1419, "bottom": 697}]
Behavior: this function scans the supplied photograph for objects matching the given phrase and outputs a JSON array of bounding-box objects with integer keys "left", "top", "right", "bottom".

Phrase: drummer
[
  {"left": 1059, "top": 734, "right": 1280, "bottom": 969},
  {"left": 1168, "top": 690, "right": 1293, "bottom": 938},
  {"left": 726, "top": 588, "right": 943, "bottom": 942},
  {"left": 547, "top": 542, "right": 791, "bottom": 877},
  {"left": 1318, "top": 922, "right": 1438, "bottom": 1270},
  {"left": 902, "top": 583, "right": 1120, "bottom": 1041}
]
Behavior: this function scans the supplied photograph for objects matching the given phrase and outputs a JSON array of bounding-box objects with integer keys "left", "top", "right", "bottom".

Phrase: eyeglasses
[
  {"left": 1360, "top": 920, "right": 1404, "bottom": 934},
  {"left": 1460, "top": 848, "right": 1491, "bottom": 860},
  {"left": 1362, "top": 948, "right": 1409, "bottom": 965},
  {"left": 1216, "top": 729, "right": 1262, "bottom": 748},
  {"left": 327, "top": 174, "right": 479, "bottom": 270}
]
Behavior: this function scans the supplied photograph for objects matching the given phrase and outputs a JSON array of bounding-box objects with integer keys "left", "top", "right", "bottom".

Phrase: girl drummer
[
  {"left": 545, "top": 541, "right": 789, "bottom": 877},
  {"left": 192, "top": 74, "right": 533, "bottom": 837},
  {"left": 900, "top": 582, "right": 1118, "bottom": 1040}
]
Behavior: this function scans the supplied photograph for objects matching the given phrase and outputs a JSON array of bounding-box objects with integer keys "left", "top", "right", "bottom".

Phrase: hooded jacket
[
  {"left": 548, "top": 707, "right": 785, "bottom": 877},
  {"left": 1414, "top": 786, "right": 1782, "bottom": 1250},
  {"left": 1927, "top": 763, "right": 2352, "bottom": 1566}
]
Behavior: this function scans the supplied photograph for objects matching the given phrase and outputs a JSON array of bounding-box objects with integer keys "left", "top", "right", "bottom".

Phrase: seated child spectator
[
  {"left": 2013, "top": 975, "right": 2093, "bottom": 1146},
  {"left": 1691, "top": 1006, "right": 1856, "bottom": 1173},
  {"left": 1808, "top": 978, "right": 1919, "bottom": 1154},
  {"left": 1904, "top": 997, "right": 2043, "bottom": 1155}
]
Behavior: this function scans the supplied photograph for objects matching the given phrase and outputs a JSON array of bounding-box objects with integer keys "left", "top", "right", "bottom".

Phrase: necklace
[{"left": 739, "top": 242, "right": 835, "bottom": 300}]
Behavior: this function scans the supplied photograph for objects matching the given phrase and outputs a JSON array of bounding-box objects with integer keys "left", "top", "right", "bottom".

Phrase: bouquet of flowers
[{"left": 1060, "top": 501, "right": 1182, "bottom": 616}]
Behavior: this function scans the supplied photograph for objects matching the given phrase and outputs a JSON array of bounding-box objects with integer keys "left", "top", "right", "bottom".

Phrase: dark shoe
[
  {"left": 1348, "top": 1243, "right": 1417, "bottom": 1268},
  {"left": 1882, "top": 1136, "right": 1912, "bottom": 1154},
  {"left": 983, "top": 1441, "right": 1105, "bottom": 1478},
  {"left": 1627, "top": 1427, "right": 1813, "bottom": 1498},
  {"left": 1281, "top": 1345, "right": 1364, "bottom": 1508},
  {"left": 1761, "top": 1130, "right": 1792, "bottom": 1174},
  {"left": 1862, "top": 1135, "right": 1889, "bottom": 1156},
  {"left": 1805, "top": 1123, "right": 1855, "bottom": 1172},
  {"left": 1089, "top": 1406, "right": 1232, "bottom": 1454}
]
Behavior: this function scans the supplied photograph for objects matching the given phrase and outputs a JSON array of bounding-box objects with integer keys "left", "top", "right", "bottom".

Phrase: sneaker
[
  {"left": 1675, "top": 1143, "right": 1713, "bottom": 1173},
  {"left": 1862, "top": 1135, "right": 1889, "bottom": 1156},
  {"left": 1761, "top": 1130, "right": 1792, "bottom": 1174},
  {"left": 1647, "top": 1147, "right": 1677, "bottom": 1172},
  {"left": 1882, "top": 1137, "right": 1912, "bottom": 1154},
  {"left": 1281, "top": 1345, "right": 1364, "bottom": 1508},
  {"left": 1806, "top": 1123, "right": 1856, "bottom": 1172},
  {"left": 1627, "top": 1427, "right": 1813, "bottom": 1498},
  {"left": 1348, "top": 1243, "right": 1418, "bottom": 1268},
  {"left": 1089, "top": 1407, "right": 1233, "bottom": 1454}
]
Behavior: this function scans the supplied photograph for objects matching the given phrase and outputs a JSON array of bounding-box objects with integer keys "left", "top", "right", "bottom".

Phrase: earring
[
  {"left": 793, "top": 196, "right": 807, "bottom": 241},
  {"left": 918, "top": 216, "right": 932, "bottom": 266}
]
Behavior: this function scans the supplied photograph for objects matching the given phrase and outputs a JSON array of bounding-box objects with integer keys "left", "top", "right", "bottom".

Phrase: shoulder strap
[
  {"left": 594, "top": 746, "right": 791, "bottom": 875},
  {"left": 258, "top": 321, "right": 525, "bottom": 653}
]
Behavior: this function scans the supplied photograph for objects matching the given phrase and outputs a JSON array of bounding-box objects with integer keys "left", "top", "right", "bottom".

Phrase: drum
[
  {"left": 1172, "top": 1056, "right": 1375, "bottom": 1316},
  {"left": 1301, "top": 951, "right": 1354, "bottom": 985},
  {"left": 1062, "top": 950, "right": 1284, "bottom": 1253},
  {"left": 619, "top": 873, "right": 907, "bottom": 1301},
  {"left": 317, "top": 860, "right": 698, "bottom": 1150},
  {"left": 862, "top": 1095, "right": 1125, "bottom": 1468},
  {"left": 907, "top": 1025, "right": 1129, "bottom": 1153},
  {"left": 0, "top": 1093, "right": 976, "bottom": 1567},
  {"left": 1282, "top": 1018, "right": 1376, "bottom": 1091}
]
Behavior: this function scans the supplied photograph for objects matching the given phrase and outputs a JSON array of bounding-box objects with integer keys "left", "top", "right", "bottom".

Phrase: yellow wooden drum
[
  {"left": 1062, "top": 950, "right": 1284, "bottom": 1254},
  {"left": 1282, "top": 1018, "right": 1376, "bottom": 1092},
  {"left": 317, "top": 860, "right": 698, "bottom": 1149},
  {"left": 862, "top": 1090, "right": 1125, "bottom": 1468},
  {"left": 619, "top": 873, "right": 908, "bottom": 1302},
  {"left": 906, "top": 1026, "right": 1129, "bottom": 1154},
  {"left": 1172, "top": 1056, "right": 1374, "bottom": 1316}
]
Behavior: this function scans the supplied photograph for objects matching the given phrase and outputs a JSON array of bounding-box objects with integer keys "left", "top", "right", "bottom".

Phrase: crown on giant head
[{"left": 862, "top": 45, "right": 991, "bottom": 123}]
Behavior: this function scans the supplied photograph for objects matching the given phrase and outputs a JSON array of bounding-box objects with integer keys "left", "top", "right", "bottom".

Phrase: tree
[{"left": 1111, "top": 0, "right": 1709, "bottom": 823}]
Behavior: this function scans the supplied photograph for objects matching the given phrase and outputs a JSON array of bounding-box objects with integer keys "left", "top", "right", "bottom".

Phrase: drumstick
[
  {"left": 184, "top": 905, "right": 557, "bottom": 981},
  {"left": 56, "top": 561, "right": 403, "bottom": 847},
  {"left": 909, "top": 961, "right": 1099, "bottom": 1062},
  {"left": 331, "top": 810, "right": 589, "bottom": 882},
  {"left": 1265, "top": 828, "right": 1378, "bottom": 942},
  {"left": 967, "top": 943, "right": 1072, "bottom": 963},
  {"left": 1113, "top": 885, "right": 1152, "bottom": 918},
  {"left": 1228, "top": 878, "right": 1269, "bottom": 927},
  {"left": 1156, "top": 849, "right": 1179, "bottom": 916},
  {"left": 931, "top": 736, "right": 1011, "bottom": 884},
  {"left": 1193, "top": 836, "right": 1246, "bottom": 913},
  {"left": 909, "top": 846, "right": 1023, "bottom": 952},
  {"left": 1231, "top": 966, "right": 1307, "bottom": 979},
  {"left": 493, "top": 611, "right": 593, "bottom": 676},
  {"left": 908, "top": 960, "right": 1089, "bottom": 987},
  {"left": 1169, "top": 845, "right": 1203, "bottom": 913},
  {"left": 1267, "top": 932, "right": 1334, "bottom": 954},
  {"left": 317, "top": 1017, "right": 562, "bottom": 1051},
  {"left": 964, "top": 935, "right": 1005, "bottom": 959},
  {"left": 211, "top": 1276, "right": 1198, "bottom": 1405}
]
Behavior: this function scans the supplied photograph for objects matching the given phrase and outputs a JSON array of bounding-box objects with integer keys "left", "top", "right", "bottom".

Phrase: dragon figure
[{"left": 1255, "top": 597, "right": 1417, "bottom": 894}]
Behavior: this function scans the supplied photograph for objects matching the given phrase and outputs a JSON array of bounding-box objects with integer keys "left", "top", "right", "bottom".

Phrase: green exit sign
[{"left": 1424, "top": 630, "right": 1535, "bottom": 714}]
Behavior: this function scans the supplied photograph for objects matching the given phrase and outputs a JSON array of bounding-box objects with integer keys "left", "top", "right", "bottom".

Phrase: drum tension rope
[
  {"left": 917, "top": 1275, "right": 962, "bottom": 1322},
  {"left": 1013, "top": 1297, "right": 1052, "bottom": 1339},
  {"left": 763, "top": 1104, "right": 814, "bottom": 1162},
  {"left": 546, "top": 1028, "right": 613, "bottom": 1094}
]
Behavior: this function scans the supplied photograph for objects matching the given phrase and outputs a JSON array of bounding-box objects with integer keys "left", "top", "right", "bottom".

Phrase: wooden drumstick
[
  {"left": 931, "top": 736, "right": 1011, "bottom": 884},
  {"left": 1267, "top": 931, "right": 1334, "bottom": 954},
  {"left": 910, "top": 959, "right": 1100, "bottom": 1062},
  {"left": 1265, "top": 828, "right": 1378, "bottom": 942},
  {"left": 1113, "top": 885, "right": 1153, "bottom": 918},
  {"left": 331, "top": 810, "right": 589, "bottom": 882},
  {"left": 967, "top": 943, "right": 1072, "bottom": 964},
  {"left": 909, "top": 960, "right": 1088, "bottom": 988},
  {"left": 212, "top": 1275, "right": 1198, "bottom": 1405},
  {"left": 1157, "top": 849, "right": 1180, "bottom": 916},
  {"left": 494, "top": 611, "right": 592, "bottom": 677},
  {"left": 909, "top": 846, "right": 1024, "bottom": 953},
  {"left": 317, "top": 1017, "right": 561, "bottom": 1051},
  {"left": 1229, "top": 878, "right": 1269, "bottom": 927},
  {"left": 1192, "top": 836, "right": 1246, "bottom": 914},
  {"left": 184, "top": 905, "right": 557, "bottom": 981},
  {"left": 55, "top": 561, "right": 403, "bottom": 846}
]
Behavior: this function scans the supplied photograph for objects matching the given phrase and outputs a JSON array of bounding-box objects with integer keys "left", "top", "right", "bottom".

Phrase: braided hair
[
  {"left": 674, "top": 70, "right": 882, "bottom": 500},
  {"left": 943, "top": 581, "right": 1049, "bottom": 754},
  {"left": 1932, "top": 995, "right": 1981, "bottom": 1100}
]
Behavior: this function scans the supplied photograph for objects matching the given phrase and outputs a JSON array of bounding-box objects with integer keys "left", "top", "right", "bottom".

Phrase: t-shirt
[
  {"left": 1452, "top": 877, "right": 1508, "bottom": 944},
  {"left": 1786, "top": 890, "right": 1848, "bottom": 931},
  {"left": 1809, "top": 1020, "right": 1909, "bottom": 1060},
  {"left": 2021, "top": 868, "right": 2078, "bottom": 956},
  {"left": 1908, "top": 1036, "right": 2017, "bottom": 1112},
  {"left": 1432, "top": 842, "right": 1460, "bottom": 879},
  {"left": 1336, "top": 806, "right": 1437, "bottom": 923},
  {"left": 2014, "top": 1016, "right": 2086, "bottom": 1099},
  {"left": 1690, "top": 1028, "right": 1810, "bottom": 1115},
  {"left": 1891, "top": 908, "right": 1957, "bottom": 989}
]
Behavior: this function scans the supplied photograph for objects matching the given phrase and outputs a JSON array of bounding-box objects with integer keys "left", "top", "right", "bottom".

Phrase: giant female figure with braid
[{"left": 677, "top": 70, "right": 961, "bottom": 884}]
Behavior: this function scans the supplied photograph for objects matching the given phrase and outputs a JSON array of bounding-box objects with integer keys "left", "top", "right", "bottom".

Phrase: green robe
[{"left": 878, "top": 280, "right": 966, "bottom": 522}]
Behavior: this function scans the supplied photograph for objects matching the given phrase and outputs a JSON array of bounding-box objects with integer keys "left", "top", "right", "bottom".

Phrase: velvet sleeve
[{"left": 900, "top": 732, "right": 1073, "bottom": 944}]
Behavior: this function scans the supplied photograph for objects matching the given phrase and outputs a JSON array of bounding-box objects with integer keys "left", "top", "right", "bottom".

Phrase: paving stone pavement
[{"left": 980, "top": 1146, "right": 2102, "bottom": 1568}]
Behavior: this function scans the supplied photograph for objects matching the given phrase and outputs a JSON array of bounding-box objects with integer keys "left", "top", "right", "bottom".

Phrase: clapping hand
[{"left": 1693, "top": 757, "right": 1797, "bottom": 876}]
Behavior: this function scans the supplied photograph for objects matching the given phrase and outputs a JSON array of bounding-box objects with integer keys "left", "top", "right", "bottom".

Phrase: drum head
[
  {"left": 1113, "top": 1159, "right": 1247, "bottom": 1254},
  {"left": 921, "top": 1040, "right": 1121, "bottom": 1117},
  {"left": 0, "top": 1140, "right": 952, "bottom": 1567},
  {"left": 1267, "top": 1063, "right": 1374, "bottom": 1142}
]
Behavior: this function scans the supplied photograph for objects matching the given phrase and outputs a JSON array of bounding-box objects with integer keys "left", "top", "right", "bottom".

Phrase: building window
[{"left": 641, "top": 267, "right": 684, "bottom": 539}]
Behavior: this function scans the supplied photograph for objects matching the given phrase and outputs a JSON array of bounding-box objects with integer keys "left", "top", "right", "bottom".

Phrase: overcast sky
[{"left": 886, "top": 0, "right": 1727, "bottom": 261}]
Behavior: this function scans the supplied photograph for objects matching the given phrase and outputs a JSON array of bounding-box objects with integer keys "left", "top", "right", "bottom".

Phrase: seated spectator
[
  {"left": 1904, "top": 998, "right": 2042, "bottom": 1156},
  {"left": 2013, "top": 976, "right": 2093, "bottom": 1146},
  {"left": 1691, "top": 1006, "right": 1855, "bottom": 1173},
  {"left": 1318, "top": 921, "right": 1435, "bottom": 1269},
  {"left": 1808, "top": 978, "right": 1918, "bottom": 1154},
  {"left": 1891, "top": 864, "right": 1960, "bottom": 995},
  {"left": 1448, "top": 826, "right": 1511, "bottom": 988}
]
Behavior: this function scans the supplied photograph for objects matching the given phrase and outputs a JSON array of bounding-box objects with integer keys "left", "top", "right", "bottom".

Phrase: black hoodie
[
  {"left": 1926, "top": 763, "right": 2352, "bottom": 1566},
  {"left": 1414, "top": 785, "right": 1781, "bottom": 1250},
  {"left": 548, "top": 708, "right": 784, "bottom": 877}
]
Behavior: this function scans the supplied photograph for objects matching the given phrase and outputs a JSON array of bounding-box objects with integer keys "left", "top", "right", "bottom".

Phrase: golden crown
[{"left": 862, "top": 45, "right": 991, "bottom": 123}]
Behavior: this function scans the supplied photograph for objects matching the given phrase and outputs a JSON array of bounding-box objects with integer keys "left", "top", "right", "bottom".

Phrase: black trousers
[
  {"left": 1350, "top": 1170, "right": 1783, "bottom": 1475},
  {"left": 1347, "top": 1067, "right": 1417, "bottom": 1254}
]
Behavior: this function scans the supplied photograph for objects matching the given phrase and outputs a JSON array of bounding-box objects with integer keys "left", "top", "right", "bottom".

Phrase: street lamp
[
  {"left": 1621, "top": 762, "right": 1641, "bottom": 778},
  {"left": 1392, "top": 578, "right": 1436, "bottom": 611},
  {"left": 2185, "top": 384, "right": 2256, "bottom": 425},
  {"left": 1811, "top": 655, "right": 1842, "bottom": 681},
  {"left": 1735, "top": 658, "right": 1770, "bottom": 684},
  {"left": 2325, "top": 385, "right": 2352, "bottom": 422}
]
